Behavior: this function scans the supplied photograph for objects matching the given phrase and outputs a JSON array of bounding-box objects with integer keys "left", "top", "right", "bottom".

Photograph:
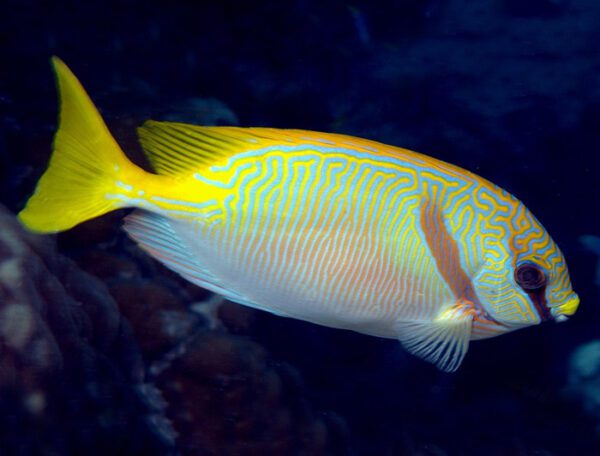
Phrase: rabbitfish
[{"left": 18, "top": 58, "right": 580, "bottom": 371}]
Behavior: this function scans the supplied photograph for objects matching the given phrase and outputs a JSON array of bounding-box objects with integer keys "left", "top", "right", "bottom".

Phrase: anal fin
[
  {"left": 395, "top": 304, "right": 474, "bottom": 372},
  {"left": 123, "top": 210, "right": 244, "bottom": 301}
]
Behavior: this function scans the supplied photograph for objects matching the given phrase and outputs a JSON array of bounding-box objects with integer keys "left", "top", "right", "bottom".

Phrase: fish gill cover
[{"left": 0, "top": 0, "right": 599, "bottom": 455}]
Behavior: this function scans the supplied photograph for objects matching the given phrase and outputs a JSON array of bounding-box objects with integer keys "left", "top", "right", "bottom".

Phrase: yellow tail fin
[{"left": 18, "top": 57, "right": 140, "bottom": 233}]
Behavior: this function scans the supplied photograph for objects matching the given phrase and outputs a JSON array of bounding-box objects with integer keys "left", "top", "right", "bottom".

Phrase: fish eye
[{"left": 515, "top": 263, "right": 547, "bottom": 291}]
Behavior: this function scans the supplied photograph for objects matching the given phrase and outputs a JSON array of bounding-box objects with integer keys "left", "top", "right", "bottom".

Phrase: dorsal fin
[
  {"left": 137, "top": 121, "right": 249, "bottom": 175},
  {"left": 137, "top": 120, "right": 406, "bottom": 176}
]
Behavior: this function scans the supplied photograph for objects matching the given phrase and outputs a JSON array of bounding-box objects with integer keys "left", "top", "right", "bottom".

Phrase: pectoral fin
[{"left": 395, "top": 306, "right": 473, "bottom": 372}]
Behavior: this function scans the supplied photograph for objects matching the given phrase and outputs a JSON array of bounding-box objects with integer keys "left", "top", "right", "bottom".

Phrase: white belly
[{"left": 178, "top": 218, "right": 452, "bottom": 338}]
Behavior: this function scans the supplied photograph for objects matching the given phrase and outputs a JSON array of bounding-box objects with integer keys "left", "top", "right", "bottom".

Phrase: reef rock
[
  {"left": 564, "top": 339, "right": 600, "bottom": 433},
  {"left": 155, "top": 331, "right": 338, "bottom": 455},
  {"left": 0, "top": 205, "right": 171, "bottom": 455}
]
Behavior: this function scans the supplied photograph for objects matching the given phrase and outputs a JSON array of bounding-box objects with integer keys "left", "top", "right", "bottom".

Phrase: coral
[
  {"left": 0, "top": 204, "right": 172, "bottom": 454},
  {"left": 564, "top": 340, "right": 600, "bottom": 432},
  {"left": 160, "top": 97, "right": 239, "bottom": 126},
  {"left": 155, "top": 331, "right": 337, "bottom": 455}
]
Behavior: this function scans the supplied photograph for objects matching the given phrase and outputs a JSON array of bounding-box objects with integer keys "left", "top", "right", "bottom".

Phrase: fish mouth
[{"left": 551, "top": 295, "right": 580, "bottom": 322}]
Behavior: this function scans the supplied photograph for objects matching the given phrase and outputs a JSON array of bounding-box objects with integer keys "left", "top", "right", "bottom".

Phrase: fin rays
[
  {"left": 395, "top": 312, "right": 472, "bottom": 372},
  {"left": 18, "top": 57, "right": 139, "bottom": 233},
  {"left": 123, "top": 211, "right": 249, "bottom": 302}
]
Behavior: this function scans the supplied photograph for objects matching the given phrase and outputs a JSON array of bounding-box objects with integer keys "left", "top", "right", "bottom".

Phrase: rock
[
  {"left": 0, "top": 205, "right": 173, "bottom": 455},
  {"left": 110, "top": 280, "right": 200, "bottom": 362},
  {"left": 161, "top": 97, "right": 239, "bottom": 126},
  {"left": 155, "top": 331, "right": 338, "bottom": 455},
  {"left": 564, "top": 340, "right": 600, "bottom": 432}
]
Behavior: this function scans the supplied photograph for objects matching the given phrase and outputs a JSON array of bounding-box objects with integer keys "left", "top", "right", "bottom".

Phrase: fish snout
[{"left": 551, "top": 295, "right": 580, "bottom": 323}]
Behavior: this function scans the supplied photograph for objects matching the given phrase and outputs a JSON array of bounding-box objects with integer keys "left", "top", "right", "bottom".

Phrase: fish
[{"left": 18, "top": 57, "right": 580, "bottom": 372}]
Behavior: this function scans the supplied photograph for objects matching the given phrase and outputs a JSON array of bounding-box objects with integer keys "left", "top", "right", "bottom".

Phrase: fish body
[{"left": 18, "top": 58, "right": 580, "bottom": 371}]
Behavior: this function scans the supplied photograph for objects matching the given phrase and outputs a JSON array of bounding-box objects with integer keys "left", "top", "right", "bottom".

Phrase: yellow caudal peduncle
[{"left": 18, "top": 57, "right": 152, "bottom": 233}]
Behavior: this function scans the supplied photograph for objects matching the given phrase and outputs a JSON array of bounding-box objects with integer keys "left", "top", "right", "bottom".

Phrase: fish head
[{"left": 471, "top": 209, "right": 579, "bottom": 333}]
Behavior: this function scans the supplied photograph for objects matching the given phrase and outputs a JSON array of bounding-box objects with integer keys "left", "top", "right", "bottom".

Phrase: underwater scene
[{"left": 1, "top": 0, "right": 600, "bottom": 455}]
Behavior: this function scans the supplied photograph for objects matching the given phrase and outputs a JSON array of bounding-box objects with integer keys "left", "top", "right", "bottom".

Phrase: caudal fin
[{"left": 18, "top": 57, "right": 139, "bottom": 233}]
